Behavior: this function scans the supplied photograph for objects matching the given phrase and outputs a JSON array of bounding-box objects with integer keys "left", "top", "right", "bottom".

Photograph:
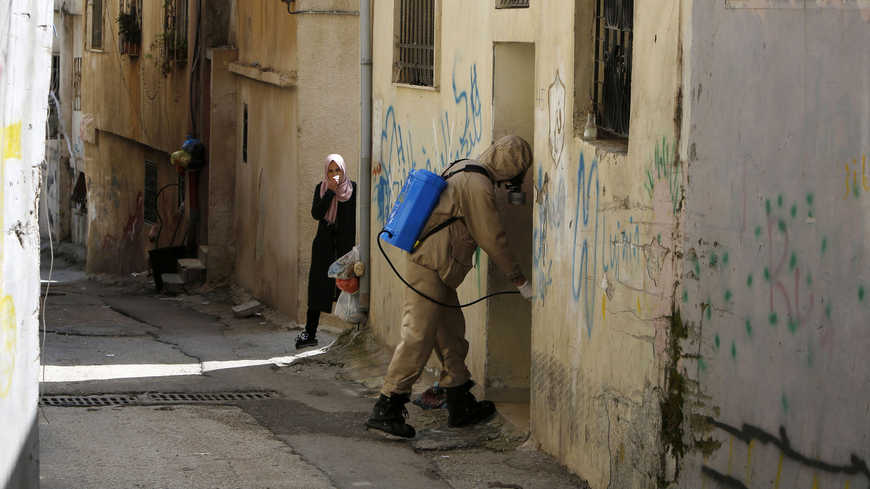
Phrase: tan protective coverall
[{"left": 381, "top": 135, "right": 532, "bottom": 396}]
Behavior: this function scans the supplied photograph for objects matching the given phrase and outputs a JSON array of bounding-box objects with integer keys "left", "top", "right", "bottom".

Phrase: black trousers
[{"left": 305, "top": 309, "right": 321, "bottom": 336}]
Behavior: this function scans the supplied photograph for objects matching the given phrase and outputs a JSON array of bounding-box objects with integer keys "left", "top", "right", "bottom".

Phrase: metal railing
[
  {"left": 394, "top": 0, "right": 435, "bottom": 86},
  {"left": 593, "top": 0, "right": 633, "bottom": 138}
]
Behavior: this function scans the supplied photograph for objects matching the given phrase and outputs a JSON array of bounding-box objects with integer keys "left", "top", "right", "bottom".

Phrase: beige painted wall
[
  {"left": 233, "top": 79, "right": 299, "bottom": 313},
  {"left": 230, "top": 0, "right": 360, "bottom": 321},
  {"left": 81, "top": 0, "right": 194, "bottom": 273},
  {"left": 369, "top": 1, "right": 683, "bottom": 487},
  {"left": 84, "top": 133, "right": 182, "bottom": 273}
]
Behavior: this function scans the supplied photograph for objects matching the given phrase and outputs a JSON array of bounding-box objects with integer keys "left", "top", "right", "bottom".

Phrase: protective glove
[{"left": 517, "top": 280, "right": 534, "bottom": 300}]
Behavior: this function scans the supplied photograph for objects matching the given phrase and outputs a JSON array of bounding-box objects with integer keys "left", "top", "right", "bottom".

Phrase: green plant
[{"left": 116, "top": 10, "right": 141, "bottom": 44}]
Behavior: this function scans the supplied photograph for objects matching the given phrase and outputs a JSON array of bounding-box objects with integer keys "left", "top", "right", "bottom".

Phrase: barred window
[
  {"left": 495, "top": 0, "right": 529, "bottom": 8},
  {"left": 47, "top": 55, "right": 60, "bottom": 139},
  {"left": 393, "top": 0, "right": 436, "bottom": 87},
  {"left": 73, "top": 57, "right": 82, "bottom": 111},
  {"left": 593, "top": 0, "right": 633, "bottom": 138},
  {"left": 163, "top": 0, "right": 188, "bottom": 63},
  {"left": 144, "top": 160, "right": 158, "bottom": 224},
  {"left": 91, "top": 0, "right": 104, "bottom": 50},
  {"left": 118, "top": 0, "right": 143, "bottom": 56}
]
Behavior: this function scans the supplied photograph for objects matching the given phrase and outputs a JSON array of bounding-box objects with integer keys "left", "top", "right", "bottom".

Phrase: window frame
[
  {"left": 392, "top": 0, "right": 440, "bottom": 89},
  {"left": 89, "top": 0, "right": 105, "bottom": 52},
  {"left": 162, "top": 0, "right": 189, "bottom": 64},
  {"left": 591, "top": 0, "right": 633, "bottom": 139},
  {"left": 118, "top": 0, "right": 143, "bottom": 56}
]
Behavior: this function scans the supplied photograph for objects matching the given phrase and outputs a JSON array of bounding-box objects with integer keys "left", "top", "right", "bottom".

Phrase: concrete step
[
  {"left": 161, "top": 273, "right": 186, "bottom": 295},
  {"left": 177, "top": 258, "right": 206, "bottom": 284},
  {"left": 198, "top": 245, "right": 209, "bottom": 268}
]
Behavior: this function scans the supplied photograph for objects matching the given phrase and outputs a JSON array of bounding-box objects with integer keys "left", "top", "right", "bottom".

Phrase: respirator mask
[{"left": 504, "top": 171, "right": 527, "bottom": 206}]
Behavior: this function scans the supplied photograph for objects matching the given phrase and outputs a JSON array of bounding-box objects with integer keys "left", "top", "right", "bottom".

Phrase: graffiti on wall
[
  {"left": 0, "top": 296, "right": 16, "bottom": 398},
  {"left": 701, "top": 419, "right": 870, "bottom": 489},
  {"left": 644, "top": 136, "right": 682, "bottom": 216},
  {"left": 843, "top": 153, "right": 869, "bottom": 200},
  {"left": 533, "top": 140, "right": 674, "bottom": 336},
  {"left": 682, "top": 148, "right": 870, "bottom": 488},
  {"left": 374, "top": 62, "right": 483, "bottom": 225},
  {"left": 548, "top": 71, "right": 566, "bottom": 166}
]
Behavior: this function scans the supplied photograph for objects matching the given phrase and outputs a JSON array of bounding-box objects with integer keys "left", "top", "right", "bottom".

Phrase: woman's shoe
[{"left": 295, "top": 331, "right": 318, "bottom": 349}]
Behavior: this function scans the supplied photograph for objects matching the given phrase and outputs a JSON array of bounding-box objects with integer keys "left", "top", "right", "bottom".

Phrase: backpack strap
[{"left": 412, "top": 163, "right": 492, "bottom": 252}]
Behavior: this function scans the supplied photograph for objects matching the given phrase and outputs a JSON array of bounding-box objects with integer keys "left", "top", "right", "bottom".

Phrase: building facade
[
  {"left": 367, "top": 1, "right": 870, "bottom": 488},
  {"left": 210, "top": 0, "right": 360, "bottom": 319}
]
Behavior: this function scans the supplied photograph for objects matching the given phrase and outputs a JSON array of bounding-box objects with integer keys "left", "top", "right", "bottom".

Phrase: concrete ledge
[{"left": 228, "top": 62, "right": 297, "bottom": 88}]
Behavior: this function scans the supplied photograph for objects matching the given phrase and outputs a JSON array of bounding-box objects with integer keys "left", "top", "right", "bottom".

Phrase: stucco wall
[
  {"left": 230, "top": 0, "right": 360, "bottom": 321},
  {"left": 0, "top": 1, "right": 52, "bottom": 488},
  {"left": 233, "top": 78, "right": 300, "bottom": 314},
  {"left": 369, "top": 2, "right": 682, "bottom": 487},
  {"left": 85, "top": 134, "right": 182, "bottom": 273},
  {"left": 678, "top": 3, "right": 870, "bottom": 489},
  {"left": 294, "top": 2, "right": 360, "bottom": 323},
  {"left": 81, "top": 0, "right": 194, "bottom": 274}
]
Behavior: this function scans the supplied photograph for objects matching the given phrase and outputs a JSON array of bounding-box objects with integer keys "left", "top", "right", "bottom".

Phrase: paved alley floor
[{"left": 38, "top": 259, "right": 589, "bottom": 489}]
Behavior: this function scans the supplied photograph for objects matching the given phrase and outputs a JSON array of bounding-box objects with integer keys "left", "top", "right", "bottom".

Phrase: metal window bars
[
  {"left": 73, "top": 57, "right": 82, "bottom": 110},
  {"left": 91, "top": 0, "right": 104, "bottom": 50},
  {"left": 47, "top": 55, "right": 60, "bottom": 139},
  {"left": 144, "top": 160, "right": 158, "bottom": 224},
  {"left": 495, "top": 0, "right": 529, "bottom": 8},
  {"left": 394, "top": 0, "right": 435, "bottom": 87},
  {"left": 163, "top": 0, "right": 188, "bottom": 63},
  {"left": 593, "top": 0, "right": 633, "bottom": 138},
  {"left": 118, "top": 0, "right": 142, "bottom": 56}
]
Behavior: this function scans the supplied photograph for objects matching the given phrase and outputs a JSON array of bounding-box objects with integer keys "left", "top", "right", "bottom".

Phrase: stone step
[
  {"left": 198, "top": 245, "right": 209, "bottom": 268},
  {"left": 161, "top": 273, "right": 186, "bottom": 295},
  {"left": 177, "top": 258, "right": 206, "bottom": 284}
]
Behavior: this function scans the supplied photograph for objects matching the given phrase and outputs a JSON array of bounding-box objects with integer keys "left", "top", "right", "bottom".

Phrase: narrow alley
[
  {"left": 4, "top": 0, "right": 870, "bottom": 488},
  {"left": 37, "top": 253, "right": 588, "bottom": 489}
]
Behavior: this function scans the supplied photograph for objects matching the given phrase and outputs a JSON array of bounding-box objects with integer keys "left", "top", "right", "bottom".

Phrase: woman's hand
[{"left": 326, "top": 176, "right": 339, "bottom": 192}]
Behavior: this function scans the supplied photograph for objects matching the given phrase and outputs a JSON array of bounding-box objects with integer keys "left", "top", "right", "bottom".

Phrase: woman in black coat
[{"left": 296, "top": 154, "right": 357, "bottom": 348}]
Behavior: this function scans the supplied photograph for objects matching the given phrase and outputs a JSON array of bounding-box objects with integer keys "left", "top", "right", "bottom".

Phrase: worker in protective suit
[{"left": 366, "top": 135, "right": 534, "bottom": 438}]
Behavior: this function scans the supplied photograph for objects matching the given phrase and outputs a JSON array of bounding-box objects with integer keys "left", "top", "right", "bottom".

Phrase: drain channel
[{"left": 40, "top": 391, "right": 278, "bottom": 407}]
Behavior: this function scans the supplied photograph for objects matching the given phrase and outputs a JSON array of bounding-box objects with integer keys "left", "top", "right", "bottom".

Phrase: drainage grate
[
  {"left": 40, "top": 391, "right": 278, "bottom": 407},
  {"left": 147, "top": 392, "right": 277, "bottom": 403},
  {"left": 40, "top": 394, "right": 138, "bottom": 407}
]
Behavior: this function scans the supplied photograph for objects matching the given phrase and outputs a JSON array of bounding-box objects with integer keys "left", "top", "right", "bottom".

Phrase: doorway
[{"left": 487, "top": 42, "right": 535, "bottom": 430}]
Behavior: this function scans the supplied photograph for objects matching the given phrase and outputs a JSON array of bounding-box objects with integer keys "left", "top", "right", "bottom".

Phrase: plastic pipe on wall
[{"left": 359, "top": 0, "right": 372, "bottom": 311}]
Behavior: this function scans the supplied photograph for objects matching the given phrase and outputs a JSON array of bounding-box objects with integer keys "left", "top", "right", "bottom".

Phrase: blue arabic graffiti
[
  {"left": 375, "top": 62, "right": 483, "bottom": 225},
  {"left": 572, "top": 153, "right": 600, "bottom": 337}
]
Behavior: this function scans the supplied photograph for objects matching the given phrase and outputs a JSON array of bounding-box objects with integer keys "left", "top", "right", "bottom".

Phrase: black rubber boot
[
  {"left": 295, "top": 331, "right": 318, "bottom": 349},
  {"left": 365, "top": 394, "right": 416, "bottom": 439},
  {"left": 446, "top": 380, "right": 496, "bottom": 428}
]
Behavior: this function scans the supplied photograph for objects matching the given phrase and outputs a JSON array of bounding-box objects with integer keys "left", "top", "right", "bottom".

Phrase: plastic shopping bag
[
  {"left": 334, "top": 290, "right": 365, "bottom": 323},
  {"left": 328, "top": 246, "right": 360, "bottom": 279}
]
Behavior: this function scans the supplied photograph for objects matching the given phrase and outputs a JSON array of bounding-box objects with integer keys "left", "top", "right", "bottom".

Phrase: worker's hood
[{"left": 477, "top": 135, "right": 533, "bottom": 182}]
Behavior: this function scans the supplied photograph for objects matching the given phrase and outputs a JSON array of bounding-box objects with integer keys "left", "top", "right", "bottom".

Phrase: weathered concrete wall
[
  {"left": 207, "top": 47, "right": 238, "bottom": 284},
  {"left": 232, "top": 78, "right": 300, "bottom": 314},
  {"left": 81, "top": 0, "right": 193, "bottom": 273},
  {"left": 229, "top": 0, "right": 360, "bottom": 321},
  {"left": 0, "top": 1, "right": 52, "bottom": 488},
  {"left": 294, "top": 0, "right": 360, "bottom": 323},
  {"left": 85, "top": 133, "right": 182, "bottom": 273},
  {"left": 369, "top": 2, "right": 682, "bottom": 487},
  {"left": 231, "top": 1, "right": 299, "bottom": 315},
  {"left": 677, "top": 3, "right": 870, "bottom": 489}
]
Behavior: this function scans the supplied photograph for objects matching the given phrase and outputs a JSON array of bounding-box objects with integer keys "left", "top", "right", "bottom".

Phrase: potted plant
[{"left": 117, "top": 9, "right": 141, "bottom": 56}]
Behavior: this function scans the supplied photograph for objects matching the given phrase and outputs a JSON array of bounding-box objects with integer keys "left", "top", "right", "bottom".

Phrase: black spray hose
[{"left": 377, "top": 230, "right": 520, "bottom": 308}]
